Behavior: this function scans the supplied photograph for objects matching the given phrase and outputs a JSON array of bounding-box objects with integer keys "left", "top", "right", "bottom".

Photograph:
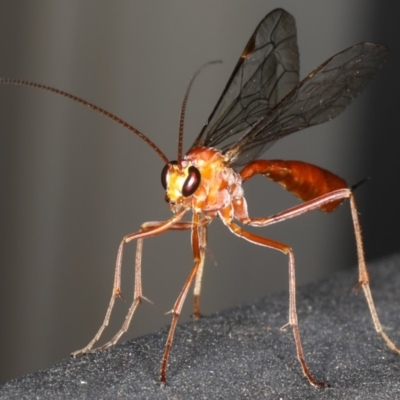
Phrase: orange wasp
[{"left": 1, "top": 8, "right": 399, "bottom": 387}]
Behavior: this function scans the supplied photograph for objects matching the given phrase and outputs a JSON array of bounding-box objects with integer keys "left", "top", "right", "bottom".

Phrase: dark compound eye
[
  {"left": 161, "top": 160, "right": 178, "bottom": 189},
  {"left": 182, "top": 166, "right": 201, "bottom": 197}
]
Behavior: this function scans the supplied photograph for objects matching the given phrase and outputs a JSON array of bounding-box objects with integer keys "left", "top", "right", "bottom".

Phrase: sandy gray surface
[{"left": 1, "top": 254, "right": 400, "bottom": 399}]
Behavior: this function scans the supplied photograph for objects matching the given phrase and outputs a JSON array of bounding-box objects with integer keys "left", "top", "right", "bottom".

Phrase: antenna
[
  {"left": 0, "top": 78, "right": 169, "bottom": 164},
  {"left": 177, "top": 60, "right": 221, "bottom": 163}
]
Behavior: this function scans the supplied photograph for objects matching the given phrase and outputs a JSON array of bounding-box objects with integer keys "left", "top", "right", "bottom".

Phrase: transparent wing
[
  {"left": 225, "top": 42, "right": 389, "bottom": 164},
  {"left": 190, "top": 8, "right": 300, "bottom": 153}
]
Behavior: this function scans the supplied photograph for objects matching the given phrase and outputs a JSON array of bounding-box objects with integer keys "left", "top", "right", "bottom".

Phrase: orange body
[
  {"left": 166, "top": 148, "right": 348, "bottom": 226},
  {"left": 240, "top": 160, "right": 347, "bottom": 212}
]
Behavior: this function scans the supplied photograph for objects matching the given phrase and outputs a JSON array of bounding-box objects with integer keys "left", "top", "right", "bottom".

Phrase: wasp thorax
[{"left": 161, "top": 161, "right": 201, "bottom": 203}]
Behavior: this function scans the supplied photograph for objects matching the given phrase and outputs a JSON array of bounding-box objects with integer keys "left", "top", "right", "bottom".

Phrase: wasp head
[{"left": 161, "top": 160, "right": 201, "bottom": 204}]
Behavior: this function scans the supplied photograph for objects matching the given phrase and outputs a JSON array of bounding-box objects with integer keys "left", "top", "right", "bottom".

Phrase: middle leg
[{"left": 227, "top": 221, "right": 327, "bottom": 387}]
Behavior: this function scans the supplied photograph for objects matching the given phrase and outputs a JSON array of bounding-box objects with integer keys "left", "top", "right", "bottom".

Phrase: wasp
[{"left": 2, "top": 8, "right": 397, "bottom": 387}]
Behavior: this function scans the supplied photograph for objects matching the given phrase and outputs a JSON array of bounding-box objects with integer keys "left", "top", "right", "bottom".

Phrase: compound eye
[
  {"left": 182, "top": 166, "right": 201, "bottom": 197},
  {"left": 161, "top": 160, "right": 178, "bottom": 189}
]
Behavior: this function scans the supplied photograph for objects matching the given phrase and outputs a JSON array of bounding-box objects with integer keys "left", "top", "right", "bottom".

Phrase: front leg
[
  {"left": 160, "top": 212, "right": 204, "bottom": 383},
  {"left": 71, "top": 208, "right": 188, "bottom": 357},
  {"left": 144, "top": 218, "right": 211, "bottom": 320}
]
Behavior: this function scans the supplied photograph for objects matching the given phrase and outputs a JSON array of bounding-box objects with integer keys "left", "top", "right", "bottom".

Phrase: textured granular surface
[{"left": 1, "top": 254, "right": 400, "bottom": 399}]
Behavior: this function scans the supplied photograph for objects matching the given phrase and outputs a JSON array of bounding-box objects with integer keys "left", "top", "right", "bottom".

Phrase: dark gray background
[{"left": 1, "top": 0, "right": 399, "bottom": 384}]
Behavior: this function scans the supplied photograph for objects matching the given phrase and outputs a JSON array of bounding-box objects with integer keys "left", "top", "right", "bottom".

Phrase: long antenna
[
  {"left": 177, "top": 60, "right": 221, "bottom": 163},
  {"left": 0, "top": 78, "right": 169, "bottom": 164}
]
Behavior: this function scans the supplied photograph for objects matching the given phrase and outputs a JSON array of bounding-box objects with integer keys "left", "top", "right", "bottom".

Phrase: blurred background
[{"left": 0, "top": 0, "right": 399, "bottom": 384}]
